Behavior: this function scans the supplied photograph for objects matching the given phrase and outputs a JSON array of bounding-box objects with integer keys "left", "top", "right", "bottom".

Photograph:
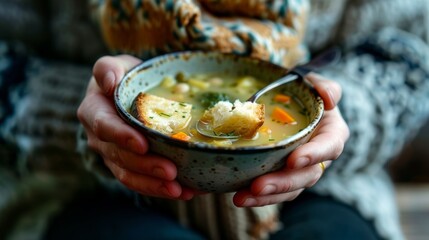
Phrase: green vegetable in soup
[{"left": 199, "top": 92, "right": 231, "bottom": 108}]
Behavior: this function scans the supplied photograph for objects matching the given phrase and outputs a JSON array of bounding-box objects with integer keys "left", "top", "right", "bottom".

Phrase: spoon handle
[
  {"left": 247, "top": 47, "right": 341, "bottom": 103},
  {"left": 294, "top": 47, "right": 341, "bottom": 76},
  {"left": 247, "top": 74, "right": 299, "bottom": 102}
]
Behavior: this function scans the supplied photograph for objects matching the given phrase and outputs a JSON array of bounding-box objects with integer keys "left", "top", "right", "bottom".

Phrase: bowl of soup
[{"left": 114, "top": 51, "right": 324, "bottom": 193}]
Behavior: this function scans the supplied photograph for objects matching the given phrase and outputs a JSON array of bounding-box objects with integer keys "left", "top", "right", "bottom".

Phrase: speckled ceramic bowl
[{"left": 114, "top": 51, "right": 324, "bottom": 193}]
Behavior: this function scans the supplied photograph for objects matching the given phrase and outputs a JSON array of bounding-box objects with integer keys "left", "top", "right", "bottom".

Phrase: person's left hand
[{"left": 233, "top": 73, "right": 350, "bottom": 207}]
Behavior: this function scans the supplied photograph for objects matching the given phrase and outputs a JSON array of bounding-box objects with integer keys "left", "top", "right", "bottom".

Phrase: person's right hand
[{"left": 77, "top": 55, "right": 198, "bottom": 200}]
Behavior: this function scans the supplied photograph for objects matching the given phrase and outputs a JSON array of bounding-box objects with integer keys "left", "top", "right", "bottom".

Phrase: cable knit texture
[
  {"left": 91, "top": 0, "right": 310, "bottom": 68},
  {"left": 0, "top": 0, "right": 428, "bottom": 240}
]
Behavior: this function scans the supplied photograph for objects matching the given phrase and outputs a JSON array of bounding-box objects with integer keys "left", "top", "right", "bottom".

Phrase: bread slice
[
  {"left": 201, "top": 100, "right": 265, "bottom": 138},
  {"left": 131, "top": 93, "right": 193, "bottom": 135}
]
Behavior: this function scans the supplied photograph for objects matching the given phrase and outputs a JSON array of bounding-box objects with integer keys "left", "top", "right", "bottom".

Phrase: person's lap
[
  {"left": 270, "top": 191, "right": 380, "bottom": 240},
  {"left": 43, "top": 189, "right": 380, "bottom": 240},
  {"left": 43, "top": 188, "right": 205, "bottom": 240}
]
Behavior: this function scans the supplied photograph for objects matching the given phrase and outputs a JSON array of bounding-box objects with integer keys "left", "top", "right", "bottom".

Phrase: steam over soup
[{"left": 130, "top": 72, "right": 310, "bottom": 147}]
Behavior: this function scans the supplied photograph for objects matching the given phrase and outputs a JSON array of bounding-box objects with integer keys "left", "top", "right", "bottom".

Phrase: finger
[
  {"left": 89, "top": 134, "right": 177, "bottom": 181},
  {"left": 306, "top": 73, "right": 342, "bottom": 110},
  {"left": 77, "top": 92, "right": 148, "bottom": 155},
  {"left": 233, "top": 188, "right": 304, "bottom": 207},
  {"left": 104, "top": 157, "right": 183, "bottom": 199},
  {"left": 249, "top": 160, "right": 332, "bottom": 196},
  {"left": 93, "top": 55, "right": 142, "bottom": 96},
  {"left": 178, "top": 188, "right": 203, "bottom": 201},
  {"left": 86, "top": 129, "right": 200, "bottom": 200},
  {"left": 287, "top": 108, "right": 349, "bottom": 169}
]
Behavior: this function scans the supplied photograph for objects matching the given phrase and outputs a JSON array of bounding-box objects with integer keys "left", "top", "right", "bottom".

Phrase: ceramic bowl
[{"left": 114, "top": 51, "right": 324, "bottom": 193}]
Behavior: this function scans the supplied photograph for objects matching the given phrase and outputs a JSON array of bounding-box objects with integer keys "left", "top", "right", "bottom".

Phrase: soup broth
[{"left": 141, "top": 72, "right": 309, "bottom": 147}]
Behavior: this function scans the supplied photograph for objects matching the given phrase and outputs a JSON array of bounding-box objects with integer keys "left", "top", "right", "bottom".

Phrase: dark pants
[{"left": 44, "top": 189, "right": 381, "bottom": 240}]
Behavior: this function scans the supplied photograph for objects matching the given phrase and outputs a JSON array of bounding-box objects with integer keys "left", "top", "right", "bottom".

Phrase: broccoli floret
[{"left": 199, "top": 92, "right": 231, "bottom": 108}]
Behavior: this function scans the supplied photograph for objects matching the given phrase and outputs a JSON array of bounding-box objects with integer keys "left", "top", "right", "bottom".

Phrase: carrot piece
[
  {"left": 171, "top": 132, "right": 191, "bottom": 141},
  {"left": 271, "top": 106, "right": 296, "bottom": 124},
  {"left": 273, "top": 94, "right": 291, "bottom": 103}
]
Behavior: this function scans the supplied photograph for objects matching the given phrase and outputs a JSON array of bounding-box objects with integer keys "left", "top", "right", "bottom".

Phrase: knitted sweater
[{"left": 0, "top": 0, "right": 428, "bottom": 240}]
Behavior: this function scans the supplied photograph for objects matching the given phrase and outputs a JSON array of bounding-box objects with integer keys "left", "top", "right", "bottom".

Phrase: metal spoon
[{"left": 196, "top": 47, "right": 341, "bottom": 139}]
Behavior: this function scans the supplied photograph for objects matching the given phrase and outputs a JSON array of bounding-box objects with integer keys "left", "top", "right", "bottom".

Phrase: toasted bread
[
  {"left": 131, "top": 93, "right": 193, "bottom": 135},
  {"left": 201, "top": 100, "right": 265, "bottom": 138}
]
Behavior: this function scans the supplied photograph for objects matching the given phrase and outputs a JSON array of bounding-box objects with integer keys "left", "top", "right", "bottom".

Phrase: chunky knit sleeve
[
  {"left": 338, "top": 0, "right": 429, "bottom": 49},
  {"left": 312, "top": 27, "right": 429, "bottom": 240},
  {"left": 301, "top": 3, "right": 429, "bottom": 240}
]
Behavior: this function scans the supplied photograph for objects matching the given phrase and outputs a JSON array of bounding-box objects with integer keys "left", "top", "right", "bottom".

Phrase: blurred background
[{"left": 389, "top": 119, "right": 429, "bottom": 240}]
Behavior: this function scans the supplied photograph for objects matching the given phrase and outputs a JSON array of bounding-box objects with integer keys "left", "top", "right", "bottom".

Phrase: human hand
[
  {"left": 77, "top": 55, "right": 198, "bottom": 200},
  {"left": 233, "top": 73, "right": 350, "bottom": 207}
]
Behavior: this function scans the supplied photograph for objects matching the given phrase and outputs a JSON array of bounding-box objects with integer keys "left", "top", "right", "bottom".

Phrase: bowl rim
[{"left": 114, "top": 51, "right": 324, "bottom": 153}]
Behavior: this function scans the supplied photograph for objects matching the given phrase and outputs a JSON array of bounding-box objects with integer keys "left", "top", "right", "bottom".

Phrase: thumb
[
  {"left": 306, "top": 73, "right": 342, "bottom": 110},
  {"left": 92, "top": 54, "right": 142, "bottom": 96}
]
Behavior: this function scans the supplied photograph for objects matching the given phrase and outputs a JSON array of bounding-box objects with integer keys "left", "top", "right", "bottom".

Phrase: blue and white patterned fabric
[
  {"left": 313, "top": 27, "right": 429, "bottom": 240},
  {"left": 0, "top": 43, "right": 28, "bottom": 137},
  {"left": 91, "top": 0, "right": 310, "bottom": 68}
]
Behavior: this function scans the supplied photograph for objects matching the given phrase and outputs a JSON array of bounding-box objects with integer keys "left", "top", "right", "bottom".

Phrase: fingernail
[
  {"left": 242, "top": 198, "right": 257, "bottom": 207},
  {"left": 127, "top": 139, "right": 145, "bottom": 154},
  {"left": 293, "top": 157, "right": 310, "bottom": 169},
  {"left": 152, "top": 167, "right": 167, "bottom": 179},
  {"left": 326, "top": 87, "right": 336, "bottom": 109},
  {"left": 159, "top": 185, "right": 172, "bottom": 196},
  {"left": 160, "top": 182, "right": 180, "bottom": 198},
  {"left": 103, "top": 71, "right": 115, "bottom": 94},
  {"left": 259, "top": 184, "right": 277, "bottom": 195}
]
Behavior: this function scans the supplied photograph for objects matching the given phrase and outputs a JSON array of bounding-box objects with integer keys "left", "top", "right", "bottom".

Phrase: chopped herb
[
  {"left": 199, "top": 92, "right": 231, "bottom": 108},
  {"left": 179, "top": 102, "right": 188, "bottom": 107},
  {"left": 299, "top": 109, "right": 309, "bottom": 116},
  {"left": 159, "top": 112, "right": 172, "bottom": 117},
  {"left": 214, "top": 131, "right": 236, "bottom": 136},
  {"left": 269, "top": 138, "right": 275, "bottom": 141}
]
